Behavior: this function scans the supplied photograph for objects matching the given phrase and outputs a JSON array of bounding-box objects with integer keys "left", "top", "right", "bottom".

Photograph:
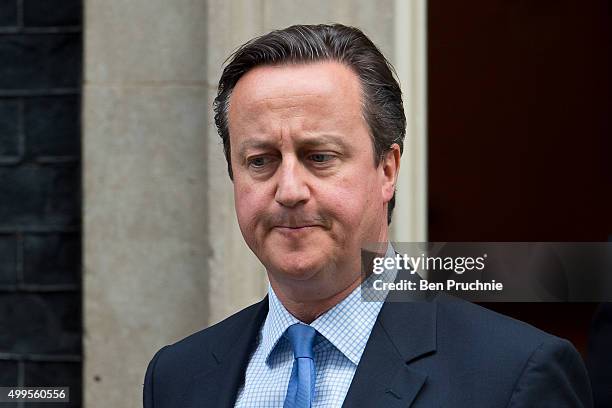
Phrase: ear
[{"left": 380, "top": 143, "right": 401, "bottom": 203}]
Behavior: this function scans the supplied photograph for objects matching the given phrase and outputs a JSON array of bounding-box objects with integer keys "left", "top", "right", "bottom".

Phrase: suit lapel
[
  {"left": 182, "top": 296, "right": 269, "bottom": 408},
  {"left": 342, "top": 298, "right": 437, "bottom": 408},
  {"left": 180, "top": 267, "right": 437, "bottom": 408}
]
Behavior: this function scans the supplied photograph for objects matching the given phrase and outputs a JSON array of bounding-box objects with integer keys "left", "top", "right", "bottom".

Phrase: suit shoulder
[
  {"left": 435, "top": 294, "right": 563, "bottom": 352},
  {"left": 412, "top": 296, "right": 592, "bottom": 406},
  {"left": 174, "top": 300, "right": 264, "bottom": 349},
  {"left": 144, "top": 300, "right": 266, "bottom": 407},
  {"left": 149, "top": 299, "right": 265, "bottom": 377},
  {"left": 432, "top": 295, "right": 591, "bottom": 402}
]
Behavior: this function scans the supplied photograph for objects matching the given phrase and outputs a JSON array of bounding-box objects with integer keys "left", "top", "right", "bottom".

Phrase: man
[{"left": 144, "top": 24, "right": 592, "bottom": 407}]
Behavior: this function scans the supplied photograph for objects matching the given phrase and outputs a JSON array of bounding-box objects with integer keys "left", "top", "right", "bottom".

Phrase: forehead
[{"left": 228, "top": 61, "right": 365, "bottom": 128}]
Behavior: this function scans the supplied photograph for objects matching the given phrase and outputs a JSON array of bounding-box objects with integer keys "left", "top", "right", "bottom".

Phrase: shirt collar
[
  {"left": 261, "top": 243, "right": 398, "bottom": 366},
  {"left": 260, "top": 284, "right": 301, "bottom": 364}
]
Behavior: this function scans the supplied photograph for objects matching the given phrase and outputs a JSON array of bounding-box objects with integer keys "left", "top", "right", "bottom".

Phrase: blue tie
[{"left": 283, "top": 324, "right": 317, "bottom": 408}]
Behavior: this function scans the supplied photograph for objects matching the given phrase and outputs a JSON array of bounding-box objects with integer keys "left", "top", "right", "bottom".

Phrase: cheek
[
  {"left": 234, "top": 181, "right": 266, "bottom": 231},
  {"left": 322, "top": 173, "right": 376, "bottom": 223},
  {"left": 337, "top": 169, "right": 384, "bottom": 232}
]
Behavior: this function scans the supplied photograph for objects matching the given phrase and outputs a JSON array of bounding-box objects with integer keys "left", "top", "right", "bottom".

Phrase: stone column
[
  {"left": 391, "top": 0, "right": 428, "bottom": 243},
  {"left": 83, "top": 1, "right": 209, "bottom": 407}
]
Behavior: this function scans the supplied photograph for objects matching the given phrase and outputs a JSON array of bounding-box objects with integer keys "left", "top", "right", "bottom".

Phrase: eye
[
  {"left": 249, "top": 157, "right": 267, "bottom": 167},
  {"left": 247, "top": 155, "right": 276, "bottom": 170},
  {"left": 309, "top": 153, "right": 334, "bottom": 163}
]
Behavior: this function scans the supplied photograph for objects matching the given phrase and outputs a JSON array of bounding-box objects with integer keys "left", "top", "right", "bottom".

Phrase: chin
[{"left": 267, "top": 253, "right": 329, "bottom": 282}]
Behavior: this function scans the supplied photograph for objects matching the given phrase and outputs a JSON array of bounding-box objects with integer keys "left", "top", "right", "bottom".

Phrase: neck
[
  {"left": 270, "top": 274, "right": 362, "bottom": 323},
  {"left": 269, "top": 236, "right": 390, "bottom": 323}
]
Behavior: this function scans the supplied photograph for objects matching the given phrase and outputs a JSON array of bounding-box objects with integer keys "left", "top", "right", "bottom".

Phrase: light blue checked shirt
[{"left": 234, "top": 244, "right": 396, "bottom": 407}]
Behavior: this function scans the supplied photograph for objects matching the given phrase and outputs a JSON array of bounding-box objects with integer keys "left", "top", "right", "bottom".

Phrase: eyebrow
[
  {"left": 299, "top": 134, "right": 348, "bottom": 149},
  {"left": 237, "top": 140, "right": 276, "bottom": 158},
  {"left": 237, "top": 134, "right": 348, "bottom": 157}
]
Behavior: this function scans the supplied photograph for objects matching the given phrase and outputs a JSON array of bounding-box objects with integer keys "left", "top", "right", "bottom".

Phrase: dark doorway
[{"left": 427, "top": 0, "right": 611, "bottom": 356}]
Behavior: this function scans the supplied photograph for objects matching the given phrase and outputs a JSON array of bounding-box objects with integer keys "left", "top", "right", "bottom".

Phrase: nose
[{"left": 274, "top": 157, "right": 310, "bottom": 208}]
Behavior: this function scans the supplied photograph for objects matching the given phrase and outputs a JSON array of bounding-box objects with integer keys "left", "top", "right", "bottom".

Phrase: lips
[
  {"left": 272, "top": 225, "right": 320, "bottom": 235},
  {"left": 275, "top": 225, "right": 318, "bottom": 229},
  {"left": 263, "top": 213, "right": 331, "bottom": 232},
  {"left": 274, "top": 225, "right": 319, "bottom": 231}
]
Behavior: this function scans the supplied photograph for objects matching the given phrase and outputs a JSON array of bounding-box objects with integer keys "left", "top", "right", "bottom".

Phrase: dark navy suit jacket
[{"left": 144, "top": 292, "right": 592, "bottom": 407}]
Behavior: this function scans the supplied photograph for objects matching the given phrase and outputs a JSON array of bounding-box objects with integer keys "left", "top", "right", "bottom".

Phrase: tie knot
[{"left": 285, "top": 324, "right": 316, "bottom": 359}]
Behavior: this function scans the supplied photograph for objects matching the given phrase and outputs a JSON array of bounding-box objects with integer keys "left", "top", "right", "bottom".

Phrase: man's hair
[{"left": 213, "top": 23, "right": 406, "bottom": 225}]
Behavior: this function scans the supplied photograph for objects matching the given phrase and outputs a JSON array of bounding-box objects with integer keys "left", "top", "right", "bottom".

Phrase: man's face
[{"left": 228, "top": 61, "right": 397, "bottom": 299}]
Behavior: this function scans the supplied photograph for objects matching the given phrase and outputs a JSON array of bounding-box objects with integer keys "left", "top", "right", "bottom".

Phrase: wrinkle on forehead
[
  {"left": 230, "top": 62, "right": 361, "bottom": 108},
  {"left": 262, "top": 95, "right": 323, "bottom": 116},
  {"left": 237, "top": 62, "right": 355, "bottom": 97},
  {"left": 227, "top": 61, "right": 367, "bottom": 143}
]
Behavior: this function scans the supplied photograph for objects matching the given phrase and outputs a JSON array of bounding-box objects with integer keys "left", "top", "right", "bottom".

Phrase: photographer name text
[{"left": 372, "top": 279, "right": 503, "bottom": 292}]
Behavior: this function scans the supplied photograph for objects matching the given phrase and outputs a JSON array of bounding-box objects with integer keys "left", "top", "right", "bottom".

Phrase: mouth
[
  {"left": 275, "top": 225, "right": 318, "bottom": 230},
  {"left": 272, "top": 225, "right": 320, "bottom": 234}
]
